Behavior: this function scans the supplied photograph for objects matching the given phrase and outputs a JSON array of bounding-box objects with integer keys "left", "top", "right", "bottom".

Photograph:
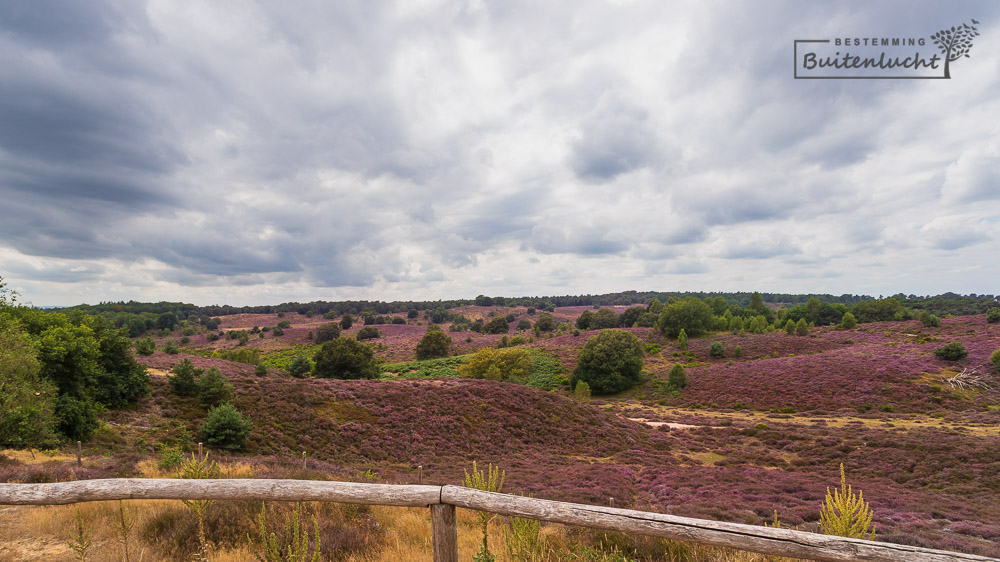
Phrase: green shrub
[
  {"left": 277, "top": 320, "right": 291, "bottom": 329},
  {"left": 820, "top": 464, "right": 875, "bottom": 540},
  {"left": 840, "top": 312, "right": 857, "bottom": 330},
  {"left": 157, "top": 446, "right": 184, "bottom": 470},
  {"left": 315, "top": 323, "right": 341, "bottom": 344},
  {"left": 918, "top": 311, "right": 939, "bottom": 328},
  {"left": 340, "top": 313, "right": 354, "bottom": 330},
  {"left": 795, "top": 318, "right": 809, "bottom": 337},
  {"left": 934, "top": 341, "right": 968, "bottom": 361},
  {"left": 458, "top": 348, "right": 531, "bottom": 382},
  {"left": 199, "top": 403, "right": 252, "bottom": 451},
  {"left": 356, "top": 326, "right": 381, "bottom": 341},
  {"left": 169, "top": 358, "right": 202, "bottom": 396},
  {"left": 676, "top": 329, "right": 688, "bottom": 350},
  {"left": 196, "top": 367, "right": 233, "bottom": 408},
  {"left": 415, "top": 326, "right": 452, "bottom": 360},
  {"left": 288, "top": 354, "right": 311, "bottom": 378},
  {"left": 668, "top": 364, "right": 688, "bottom": 389},
  {"left": 135, "top": 338, "right": 156, "bottom": 356},
  {"left": 734, "top": 345, "right": 742, "bottom": 358},
  {"left": 709, "top": 342, "right": 724, "bottom": 358},
  {"left": 987, "top": 308, "right": 1000, "bottom": 324},
  {"left": 313, "top": 338, "right": 380, "bottom": 379},
  {"left": 573, "top": 381, "right": 591, "bottom": 401},
  {"left": 571, "top": 330, "right": 644, "bottom": 395},
  {"left": 516, "top": 319, "right": 532, "bottom": 331},
  {"left": 990, "top": 348, "right": 1000, "bottom": 373},
  {"left": 254, "top": 364, "right": 268, "bottom": 376},
  {"left": 783, "top": 319, "right": 795, "bottom": 334}
]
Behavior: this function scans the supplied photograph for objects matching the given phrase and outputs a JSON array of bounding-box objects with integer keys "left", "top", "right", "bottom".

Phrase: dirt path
[{"left": 0, "top": 506, "right": 75, "bottom": 561}]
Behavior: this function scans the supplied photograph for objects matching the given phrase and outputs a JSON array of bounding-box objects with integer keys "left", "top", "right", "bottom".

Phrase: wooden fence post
[
  {"left": 302, "top": 451, "right": 307, "bottom": 470},
  {"left": 198, "top": 442, "right": 203, "bottom": 457},
  {"left": 430, "top": 504, "right": 457, "bottom": 562},
  {"left": 418, "top": 465, "right": 423, "bottom": 485},
  {"left": 76, "top": 441, "right": 82, "bottom": 467}
]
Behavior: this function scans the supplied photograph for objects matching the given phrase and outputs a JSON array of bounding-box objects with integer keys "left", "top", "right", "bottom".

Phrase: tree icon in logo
[{"left": 930, "top": 19, "right": 980, "bottom": 78}]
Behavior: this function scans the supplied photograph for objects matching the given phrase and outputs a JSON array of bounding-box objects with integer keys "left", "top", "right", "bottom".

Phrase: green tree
[
  {"left": 516, "top": 319, "right": 532, "bottom": 331},
  {"left": 56, "top": 394, "right": 100, "bottom": 441},
  {"left": 677, "top": 329, "right": 688, "bottom": 351},
  {"left": 991, "top": 348, "right": 1000, "bottom": 373},
  {"left": 575, "top": 310, "right": 595, "bottom": 330},
  {"left": 731, "top": 316, "right": 745, "bottom": 335},
  {"left": 340, "top": 313, "right": 353, "bottom": 330},
  {"left": 617, "top": 306, "right": 644, "bottom": 328},
  {"left": 668, "top": 364, "right": 688, "bottom": 390},
  {"left": 749, "top": 315, "right": 768, "bottom": 334},
  {"left": 483, "top": 316, "right": 510, "bottom": 335},
  {"left": 156, "top": 312, "right": 179, "bottom": 331},
  {"left": 535, "top": 312, "right": 556, "bottom": 332},
  {"left": 356, "top": 326, "right": 381, "bottom": 340},
  {"left": 89, "top": 319, "right": 149, "bottom": 408},
  {"left": 199, "top": 403, "right": 252, "bottom": 451},
  {"left": 315, "top": 322, "right": 341, "bottom": 344},
  {"left": 657, "top": 297, "right": 715, "bottom": 338},
  {"left": 571, "top": 330, "right": 644, "bottom": 395},
  {"left": 919, "top": 311, "right": 940, "bottom": 327},
  {"left": 840, "top": 312, "right": 857, "bottom": 330},
  {"left": 407, "top": 308, "right": 419, "bottom": 319},
  {"left": 820, "top": 464, "right": 875, "bottom": 540},
  {"left": 169, "top": 358, "right": 202, "bottom": 396},
  {"left": 415, "top": 326, "right": 452, "bottom": 360},
  {"left": 0, "top": 316, "right": 59, "bottom": 448},
  {"left": 134, "top": 337, "right": 156, "bottom": 355},
  {"left": 196, "top": 367, "right": 233, "bottom": 408},
  {"left": 987, "top": 307, "right": 1000, "bottom": 324},
  {"left": 313, "top": 338, "right": 380, "bottom": 379},
  {"left": 709, "top": 342, "right": 724, "bottom": 358},
  {"left": 288, "top": 354, "right": 311, "bottom": 378},
  {"left": 592, "top": 308, "right": 619, "bottom": 330},
  {"left": 795, "top": 318, "right": 809, "bottom": 336},
  {"left": 851, "top": 298, "right": 903, "bottom": 323}
]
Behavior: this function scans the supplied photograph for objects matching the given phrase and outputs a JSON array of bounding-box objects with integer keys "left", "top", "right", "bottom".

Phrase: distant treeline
[{"left": 57, "top": 291, "right": 997, "bottom": 328}]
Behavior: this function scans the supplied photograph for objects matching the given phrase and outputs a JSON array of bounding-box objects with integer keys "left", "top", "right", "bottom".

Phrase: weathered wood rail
[{"left": 0, "top": 479, "right": 994, "bottom": 562}]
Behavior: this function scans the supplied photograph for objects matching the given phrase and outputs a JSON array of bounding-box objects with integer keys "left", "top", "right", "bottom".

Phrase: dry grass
[{"left": 0, "top": 499, "right": 801, "bottom": 561}]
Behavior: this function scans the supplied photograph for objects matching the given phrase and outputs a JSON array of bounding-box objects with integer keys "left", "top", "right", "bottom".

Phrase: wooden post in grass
[
  {"left": 198, "top": 442, "right": 203, "bottom": 457},
  {"left": 302, "top": 451, "right": 307, "bottom": 470},
  {"left": 430, "top": 504, "right": 457, "bottom": 562},
  {"left": 76, "top": 442, "right": 82, "bottom": 467},
  {"left": 418, "top": 465, "right": 423, "bottom": 485}
]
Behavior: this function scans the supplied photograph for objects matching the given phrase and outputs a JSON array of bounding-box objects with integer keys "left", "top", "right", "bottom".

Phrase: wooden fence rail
[{"left": 0, "top": 479, "right": 994, "bottom": 562}]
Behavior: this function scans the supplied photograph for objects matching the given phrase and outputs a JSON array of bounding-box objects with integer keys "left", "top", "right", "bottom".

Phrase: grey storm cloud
[{"left": 2, "top": 0, "right": 1000, "bottom": 305}]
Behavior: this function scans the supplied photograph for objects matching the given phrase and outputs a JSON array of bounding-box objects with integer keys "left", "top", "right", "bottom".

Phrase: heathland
[{"left": 1, "top": 289, "right": 999, "bottom": 560}]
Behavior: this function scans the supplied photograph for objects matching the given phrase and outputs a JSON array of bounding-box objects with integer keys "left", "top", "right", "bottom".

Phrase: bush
[
  {"left": 315, "top": 323, "right": 341, "bottom": 344},
  {"left": 163, "top": 340, "right": 180, "bottom": 354},
  {"left": 55, "top": 395, "right": 100, "bottom": 441},
  {"left": 458, "top": 348, "right": 531, "bottom": 382},
  {"left": 277, "top": 320, "right": 291, "bottom": 329},
  {"left": 313, "top": 338, "right": 380, "bottom": 379},
  {"left": 657, "top": 297, "right": 715, "bottom": 338},
  {"left": 415, "top": 326, "right": 452, "bottom": 360},
  {"left": 918, "top": 311, "right": 940, "bottom": 328},
  {"left": 199, "top": 403, "right": 252, "bottom": 451},
  {"left": 340, "top": 313, "right": 354, "bottom": 330},
  {"left": 483, "top": 316, "right": 509, "bottom": 335},
  {"left": 840, "top": 312, "right": 857, "bottom": 330},
  {"left": 271, "top": 327, "right": 283, "bottom": 336},
  {"left": 795, "top": 318, "right": 809, "bottom": 337},
  {"left": 571, "top": 330, "right": 644, "bottom": 395},
  {"left": 535, "top": 312, "right": 556, "bottom": 332},
  {"left": 677, "top": 329, "right": 688, "bottom": 351},
  {"left": 516, "top": 319, "right": 532, "bottom": 331},
  {"left": 135, "top": 338, "right": 156, "bottom": 356},
  {"left": 254, "top": 364, "right": 268, "bottom": 376},
  {"left": 934, "top": 341, "right": 968, "bottom": 361},
  {"left": 734, "top": 345, "right": 742, "bottom": 358},
  {"left": 356, "top": 326, "right": 381, "bottom": 341},
  {"left": 407, "top": 308, "right": 419, "bottom": 319},
  {"left": 991, "top": 348, "right": 1000, "bottom": 373},
  {"left": 987, "top": 308, "right": 1000, "bottom": 324},
  {"left": 196, "top": 367, "right": 233, "bottom": 408},
  {"left": 668, "top": 364, "right": 688, "bottom": 389},
  {"left": 169, "top": 358, "right": 202, "bottom": 396},
  {"left": 783, "top": 319, "right": 794, "bottom": 334},
  {"left": 709, "top": 342, "right": 724, "bottom": 358},
  {"left": 288, "top": 354, "right": 311, "bottom": 378}
]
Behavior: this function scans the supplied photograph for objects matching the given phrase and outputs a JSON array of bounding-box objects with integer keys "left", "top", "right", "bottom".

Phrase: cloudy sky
[{"left": 1, "top": 0, "right": 998, "bottom": 307}]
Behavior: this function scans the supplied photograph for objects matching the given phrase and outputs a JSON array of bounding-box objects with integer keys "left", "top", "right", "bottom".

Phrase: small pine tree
[
  {"left": 784, "top": 319, "right": 795, "bottom": 334},
  {"left": 734, "top": 345, "right": 742, "bottom": 358},
  {"left": 677, "top": 329, "right": 688, "bottom": 350},
  {"left": 730, "top": 316, "right": 744, "bottom": 335},
  {"left": 991, "top": 348, "right": 1000, "bottom": 373},
  {"left": 795, "top": 318, "right": 809, "bottom": 337},
  {"left": 668, "top": 364, "right": 687, "bottom": 389},
  {"left": 464, "top": 461, "right": 505, "bottom": 562},
  {"left": 169, "top": 358, "right": 202, "bottom": 396},
  {"left": 199, "top": 403, "right": 252, "bottom": 451},
  {"left": 573, "top": 380, "right": 591, "bottom": 402},
  {"left": 288, "top": 354, "right": 311, "bottom": 378},
  {"left": 134, "top": 338, "right": 156, "bottom": 356},
  {"left": 196, "top": 367, "right": 233, "bottom": 408},
  {"left": 819, "top": 464, "right": 875, "bottom": 540},
  {"left": 709, "top": 341, "right": 724, "bottom": 358},
  {"left": 934, "top": 341, "right": 968, "bottom": 361}
]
